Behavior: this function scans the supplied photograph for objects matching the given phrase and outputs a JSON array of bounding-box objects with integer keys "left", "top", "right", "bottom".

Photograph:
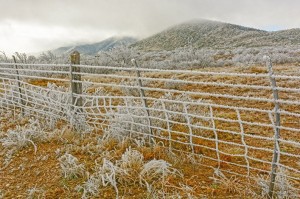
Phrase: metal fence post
[
  {"left": 70, "top": 51, "right": 83, "bottom": 113},
  {"left": 12, "top": 55, "right": 25, "bottom": 115},
  {"left": 265, "top": 56, "right": 281, "bottom": 198},
  {"left": 131, "top": 59, "right": 153, "bottom": 142}
]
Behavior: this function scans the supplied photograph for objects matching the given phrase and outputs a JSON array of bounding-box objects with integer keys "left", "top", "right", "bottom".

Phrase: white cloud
[
  {"left": 0, "top": 0, "right": 299, "bottom": 54},
  {"left": 0, "top": 20, "right": 123, "bottom": 54}
]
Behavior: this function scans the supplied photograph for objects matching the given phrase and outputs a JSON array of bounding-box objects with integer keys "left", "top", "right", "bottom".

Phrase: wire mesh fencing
[{"left": 0, "top": 55, "right": 300, "bottom": 197}]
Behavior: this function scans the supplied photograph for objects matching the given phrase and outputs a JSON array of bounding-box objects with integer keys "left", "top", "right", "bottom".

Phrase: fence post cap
[{"left": 70, "top": 51, "right": 80, "bottom": 64}]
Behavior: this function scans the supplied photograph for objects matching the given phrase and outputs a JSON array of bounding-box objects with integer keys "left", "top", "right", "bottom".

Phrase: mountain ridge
[
  {"left": 132, "top": 19, "right": 300, "bottom": 51},
  {"left": 52, "top": 36, "right": 137, "bottom": 55},
  {"left": 50, "top": 19, "right": 300, "bottom": 55}
]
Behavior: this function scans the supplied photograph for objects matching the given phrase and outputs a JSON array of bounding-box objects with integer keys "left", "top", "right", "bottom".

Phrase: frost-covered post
[
  {"left": 12, "top": 55, "right": 25, "bottom": 115},
  {"left": 264, "top": 55, "right": 281, "bottom": 198},
  {"left": 70, "top": 51, "right": 83, "bottom": 112},
  {"left": 131, "top": 59, "right": 153, "bottom": 142}
]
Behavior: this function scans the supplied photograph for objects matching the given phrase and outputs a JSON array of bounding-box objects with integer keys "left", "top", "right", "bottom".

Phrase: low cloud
[{"left": 0, "top": 0, "right": 300, "bottom": 54}]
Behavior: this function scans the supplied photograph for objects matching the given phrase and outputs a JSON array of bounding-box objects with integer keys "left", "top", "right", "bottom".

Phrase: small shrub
[
  {"left": 78, "top": 158, "right": 119, "bottom": 198},
  {"left": 106, "top": 98, "right": 150, "bottom": 140},
  {"left": 78, "top": 147, "right": 183, "bottom": 199},
  {"left": 255, "top": 167, "right": 299, "bottom": 198},
  {"left": 210, "top": 169, "right": 243, "bottom": 195},
  {"left": 139, "top": 159, "right": 182, "bottom": 189},
  {"left": 26, "top": 186, "right": 45, "bottom": 199},
  {"left": 117, "top": 147, "right": 144, "bottom": 184},
  {"left": 0, "top": 119, "right": 46, "bottom": 154},
  {"left": 58, "top": 153, "right": 85, "bottom": 179}
]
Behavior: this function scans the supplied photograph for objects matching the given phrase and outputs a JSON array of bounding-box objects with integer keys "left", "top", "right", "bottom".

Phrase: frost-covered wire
[{"left": 0, "top": 61, "right": 300, "bottom": 192}]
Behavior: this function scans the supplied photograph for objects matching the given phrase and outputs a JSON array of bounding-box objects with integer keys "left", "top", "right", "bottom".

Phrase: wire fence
[{"left": 0, "top": 53, "right": 300, "bottom": 197}]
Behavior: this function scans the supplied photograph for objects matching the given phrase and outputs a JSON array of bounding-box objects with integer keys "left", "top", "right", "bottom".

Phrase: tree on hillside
[
  {"left": 0, "top": 51, "right": 8, "bottom": 62},
  {"left": 38, "top": 51, "right": 56, "bottom": 63},
  {"left": 97, "top": 45, "right": 138, "bottom": 67},
  {"left": 14, "top": 52, "right": 28, "bottom": 63}
]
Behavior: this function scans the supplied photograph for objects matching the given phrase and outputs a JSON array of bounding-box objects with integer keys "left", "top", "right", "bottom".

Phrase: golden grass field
[{"left": 0, "top": 64, "right": 300, "bottom": 198}]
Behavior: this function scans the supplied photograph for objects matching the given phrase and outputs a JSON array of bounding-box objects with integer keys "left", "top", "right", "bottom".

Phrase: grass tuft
[{"left": 58, "top": 153, "right": 85, "bottom": 179}]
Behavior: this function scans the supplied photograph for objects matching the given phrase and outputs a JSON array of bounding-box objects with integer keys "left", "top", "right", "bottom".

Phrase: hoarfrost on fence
[{"left": 0, "top": 60, "right": 300, "bottom": 196}]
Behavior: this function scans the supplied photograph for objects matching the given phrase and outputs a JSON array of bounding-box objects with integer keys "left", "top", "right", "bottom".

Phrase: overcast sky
[{"left": 0, "top": 0, "right": 300, "bottom": 55}]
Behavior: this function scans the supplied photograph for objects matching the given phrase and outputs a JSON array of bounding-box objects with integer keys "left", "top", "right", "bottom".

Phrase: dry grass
[
  {"left": 0, "top": 111, "right": 261, "bottom": 198},
  {"left": 0, "top": 63, "right": 300, "bottom": 198}
]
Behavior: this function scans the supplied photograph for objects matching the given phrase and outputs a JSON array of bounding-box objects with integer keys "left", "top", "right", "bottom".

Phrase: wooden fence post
[
  {"left": 70, "top": 51, "right": 83, "bottom": 113},
  {"left": 131, "top": 59, "right": 153, "bottom": 142},
  {"left": 12, "top": 55, "right": 25, "bottom": 115},
  {"left": 265, "top": 55, "right": 281, "bottom": 198}
]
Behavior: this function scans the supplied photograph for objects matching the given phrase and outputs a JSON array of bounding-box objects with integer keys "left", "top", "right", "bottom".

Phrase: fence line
[{"left": 0, "top": 54, "right": 300, "bottom": 196}]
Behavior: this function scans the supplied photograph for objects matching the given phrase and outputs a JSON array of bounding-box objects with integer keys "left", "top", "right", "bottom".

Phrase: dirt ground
[{"left": 0, "top": 113, "right": 256, "bottom": 198}]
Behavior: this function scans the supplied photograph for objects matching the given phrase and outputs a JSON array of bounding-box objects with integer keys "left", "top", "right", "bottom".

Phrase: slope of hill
[
  {"left": 49, "top": 19, "right": 300, "bottom": 55},
  {"left": 132, "top": 19, "right": 300, "bottom": 51},
  {"left": 52, "top": 36, "right": 137, "bottom": 55}
]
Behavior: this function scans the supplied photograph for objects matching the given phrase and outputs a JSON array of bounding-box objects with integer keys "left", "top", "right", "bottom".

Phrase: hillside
[
  {"left": 52, "top": 36, "right": 137, "bottom": 55},
  {"left": 132, "top": 19, "right": 300, "bottom": 51},
  {"left": 49, "top": 19, "right": 300, "bottom": 56}
]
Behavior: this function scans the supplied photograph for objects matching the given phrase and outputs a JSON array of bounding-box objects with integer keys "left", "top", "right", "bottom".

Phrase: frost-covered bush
[
  {"left": 0, "top": 118, "right": 47, "bottom": 168},
  {"left": 0, "top": 119, "right": 46, "bottom": 153},
  {"left": 41, "top": 83, "right": 71, "bottom": 129},
  {"left": 26, "top": 186, "right": 45, "bottom": 199},
  {"left": 116, "top": 147, "right": 144, "bottom": 185},
  {"left": 69, "top": 81, "right": 106, "bottom": 133},
  {"left": 3, "top": 44, "right": 300, "bottom": 71},
  {"left": 139, "top": 159, "right": 182, "bottom": 189},
  {"left": 77, "top": 174, "right": 100, "bottom": 199},
  {"left": 58, "top": 153, "right": 85, "bottom": 179},
  {"left": 274, "top": 167, "right": 299, "bottom": 199},
  {"left": 77, "top": 147, "right": 182, "bottom": 199},
  {"left": 0, "top": 78, "right": 103, "bottom": 133},
  {"left": 105, "top": 92, "right": 211, "bottom": 141},
  {"left": 78, "top": 158, "right": 119, "bottom": 198},
  {"left": 106, "top": 98, "right": 150, "bottom": 140},
  {"left": 119, "top": 147, "right": 144, "bottom": 170},
  {"left": 255, "top": 167, "right": 299, "bottom": 198},
  {"left": 0, "top": 81, "right": 71, "bottom": 129},
  {"left": 210, "top": 169, "right": 243, "bottom": 195}
]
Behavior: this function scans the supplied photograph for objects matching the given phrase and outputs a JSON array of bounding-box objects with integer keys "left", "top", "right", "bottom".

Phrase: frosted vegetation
[
  {"left": 1, "top": 74, "right": 299, "bottom": 197},
  {"left": 1, "top": 110, "right": 298, "bottom": 198},
  {"left": 1, "top": 19, "right": 300, "bottom": 197},
  {"left": 1, "top": 44, "right": 300, "bottom": 71},
  {"left": 88, "top": 45, "right": 300, "bottom": 69},
  {"left": 2, "top": 19, "right": 300, "bottom": 69}
]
